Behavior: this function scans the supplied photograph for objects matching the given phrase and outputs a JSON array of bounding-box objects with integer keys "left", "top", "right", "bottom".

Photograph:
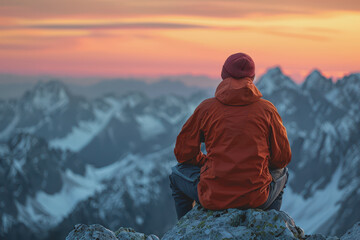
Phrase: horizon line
[{"left": 0, "top": 67, "right": 358, "bottom": 87}]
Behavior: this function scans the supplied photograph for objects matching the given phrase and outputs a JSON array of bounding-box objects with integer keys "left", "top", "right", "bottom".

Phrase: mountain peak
[
  {"left": 21, "top": 80, "right": 71, "bottom": 113},
  {"left": 256, "top": 66, "right": 298, "bottom": 95},
  {"left": 309, "top": 69, "right": 322, "bottom": 76},
  {"left": 32, "top": 79, "right": 70, "bottom": 97},
  {"left": 336, "top": 73, "right": 360, "bottom": 88},
  {"left": 302, "top": 69, "right": 333, "bottom": 92},
  {"left": 267, "top": 66, "right": 283, "bottom": 75}
]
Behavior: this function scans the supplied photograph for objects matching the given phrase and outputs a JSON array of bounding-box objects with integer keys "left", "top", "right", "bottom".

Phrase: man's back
[
  {"left": 174, "top": 77, "right": 291, "bottom": 210},
  {"left": 171, "top": 52, "right": 291, "bottom": 219}
]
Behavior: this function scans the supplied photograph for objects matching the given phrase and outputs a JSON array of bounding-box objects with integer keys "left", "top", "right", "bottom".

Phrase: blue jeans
[
  {"left": 169, "top": 163, "right": 289, "bottom": 219},
  {"left": 169, "top": 163, "right": 201, "bottom": 220}
]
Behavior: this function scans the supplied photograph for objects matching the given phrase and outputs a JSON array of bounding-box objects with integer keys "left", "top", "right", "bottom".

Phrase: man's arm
[
  {"left": 268, "top": 109, "right": 291, "bottom": 169},
  {"left": 174, "top": 104, "right": 207, "bottom": 167}
]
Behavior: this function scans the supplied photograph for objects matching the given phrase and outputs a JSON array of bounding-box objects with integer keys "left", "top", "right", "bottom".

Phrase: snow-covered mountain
[
  {"left": 0, "top": 80, "right": 208, "bottom": 240},
  {"left": 0, "top": 133, "right": 86, "bottom": 239},
  {"left": 256, "top": 68, "right": 360, "bottom": 235},
  {"left": 0, "top": 69, "right": 359, "bottom": 240},
  {"left": 0, "top": 80, "right": 209, "bottom": 167},
  {"left": 0, "top": 77, "right": 214, "bottom": 100}
]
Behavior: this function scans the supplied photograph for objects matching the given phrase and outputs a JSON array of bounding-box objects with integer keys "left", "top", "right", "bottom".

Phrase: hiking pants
[{"left": 169, "top": 163, "right": 289, "bottom": 220}]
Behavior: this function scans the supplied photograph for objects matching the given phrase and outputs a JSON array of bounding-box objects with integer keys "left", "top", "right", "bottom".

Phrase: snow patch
[
  {"left": 13, "top": 147, "right": 175, "bottom": 231},
  {"left": 10, "top": 158, "right": 26, "bottom": 176},
  {"left": 1, "top": 214, "right": 15, "bottom": 233},
  {"left": 32, "top": 88, "right": 69, "bottom": 114},
  {"left": 35, "top": 169, "right": 105, "bottom": 221},
  {"left": 282, "top": 167, "right": 346, "bottom": 234},
  {"left": 0, "top": 114, "right": 19, "bottom": 140},
  {"left": 135, "top": 114, "right": 166, "bottom": 140},
  {"left": 50, "top": 98, "right": 120, "bottom": 152},
  {"left": 136, "top": 216, "right": 144, "bottom": 225},
  {"left": 15, "top": 164, "right": 115, "bottom": 229}
]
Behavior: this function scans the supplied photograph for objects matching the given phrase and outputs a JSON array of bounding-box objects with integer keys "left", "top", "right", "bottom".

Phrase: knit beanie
[{"left": 221, "top": 53, "right": 255, "bottom": 80}]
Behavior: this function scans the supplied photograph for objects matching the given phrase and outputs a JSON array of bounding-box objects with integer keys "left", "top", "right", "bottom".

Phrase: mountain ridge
[{"left": 0, "top": 67, "right": 359, "bottom": 239}]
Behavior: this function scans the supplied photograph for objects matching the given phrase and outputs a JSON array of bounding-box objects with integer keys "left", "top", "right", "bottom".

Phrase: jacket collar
[{"left": 215, "top": 77, "right": 262, "bottom": 106}]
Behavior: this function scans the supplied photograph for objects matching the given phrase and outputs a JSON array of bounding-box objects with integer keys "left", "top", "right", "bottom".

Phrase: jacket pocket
[{"left": 200, "top": 158, "right": 216, "bottom": 179}]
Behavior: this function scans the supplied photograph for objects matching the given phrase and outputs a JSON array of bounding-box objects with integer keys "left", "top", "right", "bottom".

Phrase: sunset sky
[{"left": 0, "top": 0, "right": 359, "bottom": 85}]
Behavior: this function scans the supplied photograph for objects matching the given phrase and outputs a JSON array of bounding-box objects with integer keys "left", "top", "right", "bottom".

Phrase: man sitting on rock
[{"left": 169, "top": 52, "right": 291, "bottom": 220}]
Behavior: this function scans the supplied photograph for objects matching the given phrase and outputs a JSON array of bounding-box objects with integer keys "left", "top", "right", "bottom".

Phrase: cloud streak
[
  {"left": 0, "top": 0, "right": 358, "bottom": 82},
  {"left": 0, "top": 18, "right": 336, "bottom": 44},
  {"left": 1, "top": 0, "right": 360, "bottom": 19},
  {"left": 263, "top": 30, "right": 330, "bottom": 41},
  {"left": 0, "top": 22, "right": 208, "bottom": 30}
]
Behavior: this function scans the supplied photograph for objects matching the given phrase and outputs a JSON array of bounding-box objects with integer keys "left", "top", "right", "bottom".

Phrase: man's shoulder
[
  {"left": 257, "top": 98, "right": 277, "bottom": 112},
  {"left": 198, "top": 97, "right": 217, "bottom": 109},
  {"left": 193, "top": 97, "right": 217, "bottom": 115}
]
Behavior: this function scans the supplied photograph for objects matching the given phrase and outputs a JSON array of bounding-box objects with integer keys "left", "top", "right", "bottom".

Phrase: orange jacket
[{"left": 174, "top": 77, "right": 291, "bottom": 210}]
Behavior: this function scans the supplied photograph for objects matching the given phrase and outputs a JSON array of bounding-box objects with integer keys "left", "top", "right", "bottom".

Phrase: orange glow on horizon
[{"left": 0, "top": 5, "right": 359, "bottom": 85}]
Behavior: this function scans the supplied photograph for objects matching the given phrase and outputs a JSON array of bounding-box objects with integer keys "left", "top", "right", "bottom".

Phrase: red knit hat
[{"left": 221, "top": 53, "right": 255, "bottom": 80}]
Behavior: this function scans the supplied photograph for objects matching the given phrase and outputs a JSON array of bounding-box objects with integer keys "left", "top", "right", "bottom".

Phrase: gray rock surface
[
  {"left": 66, "top": 207, "right": 360, "bottom": 240},
  {"left": 66, "top": 224, "right": 160, "bottom": 240},
  {"left": 66, "top": 224, "right": 118, "bottom": 240},
  {"left": 162, "top": 206, "right": 303, "bottom": 240},
  {"left": 114, "top": 227, "right": 160, "bottom": 240}
]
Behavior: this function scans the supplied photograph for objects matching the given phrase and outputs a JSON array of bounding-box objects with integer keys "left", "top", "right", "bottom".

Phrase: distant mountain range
[
  {"left": 0, "top": 67, "right": 359, "bottom": 240},
  {"left": 0, "top": 75, "right": 215, "bottom": 100}
]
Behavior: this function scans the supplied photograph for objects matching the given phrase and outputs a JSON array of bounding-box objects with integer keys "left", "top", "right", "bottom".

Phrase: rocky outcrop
[
  {"left": 65, "top": 224, "right": 160, "bottom": 240},
  {"left": 66, "top": 206, "right": 360, "bottom": 240},
  {"left": 162, "top": 206, "right": 305, "bottom": 240},
  {"left": 66, "top": 224, "right": 118, "bottom": 240}
]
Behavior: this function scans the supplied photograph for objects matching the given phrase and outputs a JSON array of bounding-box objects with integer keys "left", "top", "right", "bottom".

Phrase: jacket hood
[{"left": 215, "top": 77, "right": 263, "bottom": 106}]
